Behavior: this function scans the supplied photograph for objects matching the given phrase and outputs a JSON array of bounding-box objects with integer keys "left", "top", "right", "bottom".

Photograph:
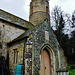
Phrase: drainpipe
[{"left": 23, "top": 36, "right": 29, "bottom": 75}]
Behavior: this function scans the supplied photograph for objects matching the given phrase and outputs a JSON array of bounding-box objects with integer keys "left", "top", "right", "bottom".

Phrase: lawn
[{"left": 68, "top": 66, "right": 75, "bottom": 75}]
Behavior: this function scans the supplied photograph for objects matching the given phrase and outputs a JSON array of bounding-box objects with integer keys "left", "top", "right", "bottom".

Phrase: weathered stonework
[
  {"left": 29, "top": 0, "right": 50, "bottom": 25},
  {"left": 7, "top": 20, "right": 69, "bottom": 75},
  {"left": 0, "top": 20, "right": 25, "bottom": 58},
  {"left": 0, "top": 20, "right": 25, "bottom": 42},
  {"left": 8, "top": 40, "right": 24, "bottom": 75},
  {"left": 0, "top": 9, "right": 34, "bottom": 29},
  {"left": 31, "top": 20, "right": 68, "bottom": 75},
  {"left": 8, "top": 34, "right": 33, "bottom": 75},
  {"left": 29, "top": 12, "right": 50, "bottom": 26},
  {"left": 0, "top": 0, "right": 69, "bottom": 75}
]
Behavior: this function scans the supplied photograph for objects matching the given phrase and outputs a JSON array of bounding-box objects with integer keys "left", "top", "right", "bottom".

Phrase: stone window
[
  {"left": 0, "top": 26, "right": 2, "bottom": 49},
  {"left": 46, "top": 6, "right": 49, "bottom": 13},
  {"left": 30, "top": 6, "right": 33, "bottom": 14},
  {"left": 13, "top": 49, "right": 18, "bottom": 64},
  {"left": 2, "top": 25, "right": 5, "bottom": 40}
]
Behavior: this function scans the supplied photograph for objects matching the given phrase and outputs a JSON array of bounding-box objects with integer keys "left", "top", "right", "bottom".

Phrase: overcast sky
[{"left": 0, "top": 0, "right": 75, "bottom": 21}]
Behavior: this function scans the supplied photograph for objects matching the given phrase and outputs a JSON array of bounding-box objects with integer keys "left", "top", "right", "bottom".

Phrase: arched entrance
[{"left": 40, "top": 48, "right": 51, "bottom": 75}]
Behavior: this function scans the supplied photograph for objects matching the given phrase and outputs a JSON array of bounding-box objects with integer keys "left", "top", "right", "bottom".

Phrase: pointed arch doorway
[{"left": 40, "top": 48, "right": 51, "bottom": 75}]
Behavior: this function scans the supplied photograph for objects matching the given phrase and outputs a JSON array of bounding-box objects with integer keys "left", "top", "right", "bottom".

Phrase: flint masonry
[{"left": 0, "top": 0, "right": 69, "bottom": 75}]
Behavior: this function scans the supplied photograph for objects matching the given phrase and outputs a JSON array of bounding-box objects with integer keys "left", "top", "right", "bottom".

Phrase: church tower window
[
  {"left": 30, "top": 6, "right": 33, "bottom": 15},
  {"left": 46, "top": 6, "right": 49, "bottom": 13}
]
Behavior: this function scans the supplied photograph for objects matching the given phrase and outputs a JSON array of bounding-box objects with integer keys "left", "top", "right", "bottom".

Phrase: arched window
[{"left": 46, "top": 6, "right": 49, "bottom": 13}]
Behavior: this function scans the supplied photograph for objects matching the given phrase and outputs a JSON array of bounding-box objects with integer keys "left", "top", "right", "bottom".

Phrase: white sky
[{"left": 0, "top": 0, "right": 75, "bottom": 21}]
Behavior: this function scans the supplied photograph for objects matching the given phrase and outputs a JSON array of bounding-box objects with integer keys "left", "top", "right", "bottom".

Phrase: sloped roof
[
  {"left": 7, "top": 19, "right": 48, "bottom": 46},
  {"left": 0, "top": 9, "right": 34, "bottom": 29}
]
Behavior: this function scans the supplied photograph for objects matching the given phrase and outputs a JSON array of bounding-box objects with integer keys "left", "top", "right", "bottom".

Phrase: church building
[{"left": 0, "top": 0, "right": 69, "bottom": 75}]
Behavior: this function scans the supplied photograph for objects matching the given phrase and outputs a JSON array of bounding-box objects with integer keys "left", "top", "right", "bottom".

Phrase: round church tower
[{"left": 29, "top": 0, "right": 50, "bottom": 25}]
